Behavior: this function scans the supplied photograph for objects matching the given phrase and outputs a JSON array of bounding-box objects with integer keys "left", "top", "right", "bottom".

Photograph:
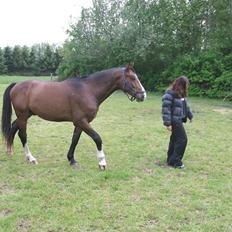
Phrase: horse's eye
[{"left": 130, "top": 76, "right": 136, "bottom": 81}]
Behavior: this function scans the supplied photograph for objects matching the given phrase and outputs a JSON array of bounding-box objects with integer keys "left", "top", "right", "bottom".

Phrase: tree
[
  {"left": 12, "top": 45, "right": 23, "bottom": 72},
  {"left": 0, "top": 48, "right": 7, "bottom": 74},
  {"left": 21, "top": 45, "right": 30, "bottom": 72},
  {"left": 42, "top": 44, "right": 55, "bottom": 73},
  {"left": 3, "top": 46, "right": 14, "bottom": 73},
  {"left": 53, "top": 46, "right": 63, "bottom": 74}
]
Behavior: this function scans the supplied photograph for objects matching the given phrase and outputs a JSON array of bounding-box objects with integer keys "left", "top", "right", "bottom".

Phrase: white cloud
[{"left": 0, "top": 0, "right": 92, "bottom": 47}]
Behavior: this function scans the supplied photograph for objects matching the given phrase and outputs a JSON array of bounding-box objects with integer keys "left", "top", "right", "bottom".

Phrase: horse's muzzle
[{"left": 136, "top": 91, "right": 146, "bottom": 102}]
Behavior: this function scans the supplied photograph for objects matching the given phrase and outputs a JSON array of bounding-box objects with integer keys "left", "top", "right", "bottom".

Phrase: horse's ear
[{"left": 126, "top": 62, "right": 134, "bottom": 71}]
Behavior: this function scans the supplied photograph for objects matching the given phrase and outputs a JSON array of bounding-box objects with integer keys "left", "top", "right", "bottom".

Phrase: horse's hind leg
[
  {"left": 17, "top": 118, "right": 38, "bottom": 165},
  {"left": 7, "top": 120, "right": 19, "bottom": 154},
  {"left": 67, "top": 127, "right": 82, "bottom": 166}
]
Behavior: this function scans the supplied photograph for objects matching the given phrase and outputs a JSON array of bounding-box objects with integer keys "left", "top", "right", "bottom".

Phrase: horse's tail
[{"left": 1, "top": 83, "right": 16, "bottom": 142}]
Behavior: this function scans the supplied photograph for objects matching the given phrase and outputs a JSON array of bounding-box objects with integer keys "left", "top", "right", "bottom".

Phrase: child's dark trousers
[{"left": 167, "top": 122, "right": 188, "bottom": 167}]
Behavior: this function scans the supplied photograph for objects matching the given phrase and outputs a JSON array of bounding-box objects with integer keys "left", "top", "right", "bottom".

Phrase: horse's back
[{"left": 11, "top": 80, "right": 63, "bottom": 105}]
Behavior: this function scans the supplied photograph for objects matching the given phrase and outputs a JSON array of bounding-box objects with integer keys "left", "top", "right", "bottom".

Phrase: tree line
[
  {"left": 58, "top": 0, "right": 232, "bottom": 98},
  {"left": 0, "top": 44, "right": 62, "bottom": 76},
  {"left": 0, "top": 0, "right": 231, "bottom": 98}
]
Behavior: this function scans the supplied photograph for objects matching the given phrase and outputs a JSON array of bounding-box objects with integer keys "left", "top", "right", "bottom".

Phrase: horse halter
[{"left": 121, "top": 68, "right": 145, "bottom": 101}]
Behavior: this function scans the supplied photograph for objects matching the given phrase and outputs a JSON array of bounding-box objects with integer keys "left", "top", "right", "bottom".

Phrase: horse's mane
[
  {"left": 66, "top": 66, "right": 135, "bottom": 83},
  {"left": 67, "top": 75, "right": 87, "bottom": 80},
  {"left": 67, "top": 68, "right": 120, "bottom": 81}
]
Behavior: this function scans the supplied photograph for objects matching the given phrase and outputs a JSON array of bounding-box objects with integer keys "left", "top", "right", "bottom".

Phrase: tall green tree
[
  {"left": 42, "top": 44, "right": 55, "bottom": 73},
  {"left": 12, "top": 45, "right": 23, "bottom": 72},
  {"left": 21, "top": 45, "right": 30, "bottom": 71},
  {"left": 0, "top": 48, "right": 7, "bottom": 74},
  {"left": 3, "top": 46, "right": 14, "bottom": 73}
]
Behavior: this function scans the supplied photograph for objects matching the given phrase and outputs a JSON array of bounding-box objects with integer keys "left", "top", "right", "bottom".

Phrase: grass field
[
  {"left": 0, "top": 76, "right": 51, "bottom": 84},
  {"left": 0, "top": 76, "right": 232, "bottom": 231}
]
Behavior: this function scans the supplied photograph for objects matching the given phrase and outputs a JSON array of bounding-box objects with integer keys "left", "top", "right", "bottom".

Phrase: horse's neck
[{"left": 88, "top": 71, "right": 120, "bottom": 104}]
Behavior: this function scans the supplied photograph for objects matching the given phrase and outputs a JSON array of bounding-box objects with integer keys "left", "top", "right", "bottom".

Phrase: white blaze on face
[{"left": 134, "top": 73, "right": 147, "bottom": 99}]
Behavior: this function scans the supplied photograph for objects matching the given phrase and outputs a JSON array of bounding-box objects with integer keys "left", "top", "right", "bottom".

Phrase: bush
[
  {"left": 161, "top": 51, "right": 232, "bottom": 99},
  {"left": 207, "top": 71, "right": 232, "bottom": 98}
]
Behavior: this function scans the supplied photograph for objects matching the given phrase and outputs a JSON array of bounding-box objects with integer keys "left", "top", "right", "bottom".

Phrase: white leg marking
[
  {"left": 24, "top": 143, "right": 38, "bottom": 164},
  {"left": 97, "top": 149, "right": 107, "bottom": 167}
]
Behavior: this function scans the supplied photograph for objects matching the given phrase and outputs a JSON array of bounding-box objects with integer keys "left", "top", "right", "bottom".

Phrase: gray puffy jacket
[{"left": 162, "top": 90, "right": 193, "bottom": 126}]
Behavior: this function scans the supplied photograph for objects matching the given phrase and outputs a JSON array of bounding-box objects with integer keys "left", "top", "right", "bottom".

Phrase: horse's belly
[
  {"left": 29, "top": 97, "right": 72, "bottom": 122},
  {"left": 36, "top": 111, "right": 72, "bottom": 122},
  {"left": 31, "top": 105, "right": 71, "bottom": 122}
]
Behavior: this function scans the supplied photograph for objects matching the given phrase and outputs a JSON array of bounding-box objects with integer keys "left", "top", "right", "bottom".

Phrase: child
[{"left": 162, "top": 76, "right": 193, "bottom": 168}]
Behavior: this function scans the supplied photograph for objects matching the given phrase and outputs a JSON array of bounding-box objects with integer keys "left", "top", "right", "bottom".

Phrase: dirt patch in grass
[
  {"left": 213, "top": 107, "right": 232, "bottom": 114},
  {"left": 17, "top": 218, "right": 32, "bottom": 231},
  {"left": 0, "top": 209, "right": 13, "bottom": 218},
  {"left": 143, "top": 168, "right": 154, "bottom": 176},
  {"left": 0, "top": 183, "right": 17, "bottom": 195},
  {"left": 137, "top": 108, "right": 155, "bottom": 114},
  {"left": 154, "top": 160, "right": 171, "bottom": 168},
  {"left": 139, "top": 219, "right": 158, "bottom": 229}
]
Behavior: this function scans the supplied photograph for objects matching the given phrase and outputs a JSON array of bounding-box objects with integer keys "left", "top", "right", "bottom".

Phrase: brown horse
[{"left": 1, "top": 64, "right": 146, "bottom": 169}]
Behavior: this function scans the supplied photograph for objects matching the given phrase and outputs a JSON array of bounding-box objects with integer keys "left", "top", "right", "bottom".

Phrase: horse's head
[{"left": 121, "top": 64, "right": 146, "bottom": 102}]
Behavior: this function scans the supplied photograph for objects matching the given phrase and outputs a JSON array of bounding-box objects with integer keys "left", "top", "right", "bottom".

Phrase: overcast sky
[{"left": 0, "top": 0, "right": 92, "bottom": 47}]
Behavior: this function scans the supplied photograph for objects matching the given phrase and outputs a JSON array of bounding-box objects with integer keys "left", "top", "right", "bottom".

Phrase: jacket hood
[{"left": 166, "top": 89, "right": 179, "bottom": 98}]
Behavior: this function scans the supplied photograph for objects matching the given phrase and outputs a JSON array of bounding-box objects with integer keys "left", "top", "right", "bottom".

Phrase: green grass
[
  {"left": 0, "top": 76, "right": 51, "bottom": 84},
  {"left": 0, "top": 76, "right": 232, "bottom": 231}
]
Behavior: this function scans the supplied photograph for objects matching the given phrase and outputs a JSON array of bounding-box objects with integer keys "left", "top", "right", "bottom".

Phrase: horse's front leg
[
  {"left": 67, "top": 127, "right": 82, "bottom": 166},
  {"left": 77, "top": 120, "right": 107, "bottom": 170}
]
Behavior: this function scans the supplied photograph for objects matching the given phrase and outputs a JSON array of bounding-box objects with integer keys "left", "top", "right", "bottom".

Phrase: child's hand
[{"left": 166, "top": 126, "right": 172, "bottom": 131}]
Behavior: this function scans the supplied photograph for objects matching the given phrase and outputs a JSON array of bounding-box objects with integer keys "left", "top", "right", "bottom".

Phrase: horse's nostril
[
  {"left": 136, "top": 93, "right": 145, "bottom": 102},
  {"left": 141, "top": 93, "right": 146, "bottom": 101}
]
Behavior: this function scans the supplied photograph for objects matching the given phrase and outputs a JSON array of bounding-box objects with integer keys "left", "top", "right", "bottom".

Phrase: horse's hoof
[
  {"left": 99, "top": 164, "right": 106, "bottom": 171},
  {"left": 7, "top": 148, "right": 13, "bottom": 155},
  {"left": 70, "top": 160, "right": 78, "bottom": 168},
  {"left": 31, "top": 160, "right": 38, "bottom": 165},
  {"left": 27, "top": 157, "right": 38, "bottom": 165}
]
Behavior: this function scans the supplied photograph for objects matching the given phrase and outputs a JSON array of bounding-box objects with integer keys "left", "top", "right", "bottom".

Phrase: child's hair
[{"left": 169, "top": 76, "right": 189, "bottom": 97}]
